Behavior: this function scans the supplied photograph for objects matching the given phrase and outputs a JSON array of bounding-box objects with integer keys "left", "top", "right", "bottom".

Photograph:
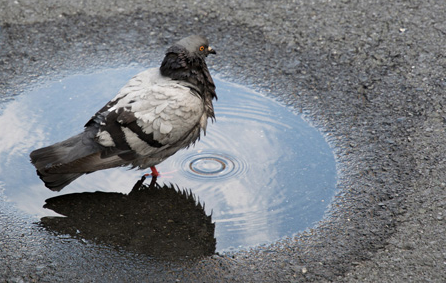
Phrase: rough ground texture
[{"left": 0, "top": 0, "right": 445, "bottom": 282}]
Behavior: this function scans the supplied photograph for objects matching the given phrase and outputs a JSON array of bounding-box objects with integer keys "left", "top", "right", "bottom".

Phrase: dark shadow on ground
[{"left": 40, "top": 176, "right": 216, "bottom": 260}]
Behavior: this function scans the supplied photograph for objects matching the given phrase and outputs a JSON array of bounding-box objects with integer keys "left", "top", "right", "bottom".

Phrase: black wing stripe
[
  {"left": 124, "top": 121, "right": 164, "bottom": 148},
  {"left": 103, "top": 110, "right": 132, "bottom": 151}
]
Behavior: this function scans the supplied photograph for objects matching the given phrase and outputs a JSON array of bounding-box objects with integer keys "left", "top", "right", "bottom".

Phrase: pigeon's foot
[
  {"left": 143, "top": 166, "right": 160, "bottom": 178},
  {"left": 142, "top": 166, "right": 177, "bottom": 179}
]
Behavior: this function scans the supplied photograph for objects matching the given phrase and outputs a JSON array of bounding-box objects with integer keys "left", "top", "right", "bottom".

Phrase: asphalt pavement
[{"left": 0, "top": 0, "right": 445, "bottom": 282}]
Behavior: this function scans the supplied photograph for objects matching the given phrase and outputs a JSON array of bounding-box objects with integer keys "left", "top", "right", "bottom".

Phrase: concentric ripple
[{"left": 181, "top": 151, "right": 246, "bottom": 180}]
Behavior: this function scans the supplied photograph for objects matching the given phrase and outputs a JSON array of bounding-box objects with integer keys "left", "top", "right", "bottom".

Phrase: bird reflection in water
[{"left": 40, "top": 176, "right": 216, "bottom": 260}]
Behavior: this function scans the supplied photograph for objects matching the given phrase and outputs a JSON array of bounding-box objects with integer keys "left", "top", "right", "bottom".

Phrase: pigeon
[{"left": 30, "top": 35, "right": 217, "bottom": 191}]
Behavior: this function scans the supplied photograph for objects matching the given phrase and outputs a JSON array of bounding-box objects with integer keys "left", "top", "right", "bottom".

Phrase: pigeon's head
[
  {"left": 172, "top": 35, "right": 216, "bottom": 57},
  {"left": 160, "top": 35, "right": 218, "bottom": 117}
]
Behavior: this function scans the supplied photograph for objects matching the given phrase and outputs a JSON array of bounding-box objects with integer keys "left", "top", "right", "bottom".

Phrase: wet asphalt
[{"left": 1, "top": 0, "right": 445, "bottom": 282}]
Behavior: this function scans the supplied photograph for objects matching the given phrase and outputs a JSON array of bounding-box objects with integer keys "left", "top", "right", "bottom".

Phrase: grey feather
[{"left": 30, "top": 35, "right": 217, "bottom": 191}]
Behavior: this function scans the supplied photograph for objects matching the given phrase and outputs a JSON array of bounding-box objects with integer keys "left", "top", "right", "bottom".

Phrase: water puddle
[{"left": 0, "top": 67, "right": 337, "bottom": 254}]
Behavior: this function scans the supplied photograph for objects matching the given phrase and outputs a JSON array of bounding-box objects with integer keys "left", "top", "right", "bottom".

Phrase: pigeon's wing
[{"left": 87, "top": 68, "right": 206, "bottom": 163}]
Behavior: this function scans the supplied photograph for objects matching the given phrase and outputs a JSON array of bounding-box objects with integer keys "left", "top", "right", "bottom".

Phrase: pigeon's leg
[
  {"left": 142, "top": 166, "right": 177, "bottom": 178},
  {"left": 150, "top": 166, "right": 160, "bottom": 177},
  {"left": 143, "top": 166, "right": 160, "bottom": 178}
]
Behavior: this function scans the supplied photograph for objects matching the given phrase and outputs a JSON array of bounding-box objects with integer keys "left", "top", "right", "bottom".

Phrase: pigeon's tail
[
  {"left": 30, "top": 134, "right": 88, "bottom": 191},
  {"left": 30, "top": 133, "right": 123, "bottom": 191}
]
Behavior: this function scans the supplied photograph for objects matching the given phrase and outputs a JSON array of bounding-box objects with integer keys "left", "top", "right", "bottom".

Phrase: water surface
[{"left": 0, "top": 67, "right": 337, "bottom": 252}]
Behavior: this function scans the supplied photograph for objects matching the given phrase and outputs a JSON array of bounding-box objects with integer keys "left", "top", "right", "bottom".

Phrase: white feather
[
  {"left": 159, "top": 121, "right": 173, "bottom": 134},
  {"left": 107, "top": 68, "right": 205, "bottom": 156},
  {"left": 96, "top": 130, "right": 116, "bottom": 147}
]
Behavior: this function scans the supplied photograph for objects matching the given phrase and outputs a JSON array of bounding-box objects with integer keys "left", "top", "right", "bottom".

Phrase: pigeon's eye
[{"left": 199, "top": 45, "right": 205, "bottom": 51}]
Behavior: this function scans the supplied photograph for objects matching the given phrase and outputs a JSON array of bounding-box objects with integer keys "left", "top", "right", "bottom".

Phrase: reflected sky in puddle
[{"left": 0, "top": 67, "right": 337, "bottom": 253}]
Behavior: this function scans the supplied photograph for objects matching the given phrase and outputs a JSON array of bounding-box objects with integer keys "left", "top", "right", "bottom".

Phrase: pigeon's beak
[{"left": 208, "top": 46, "right": 216, "bottom": 55}]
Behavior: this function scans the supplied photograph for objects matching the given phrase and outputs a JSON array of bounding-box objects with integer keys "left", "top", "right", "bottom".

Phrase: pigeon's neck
[{"left": 160, "top": 49, "right": 217, "bottom": 119}]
